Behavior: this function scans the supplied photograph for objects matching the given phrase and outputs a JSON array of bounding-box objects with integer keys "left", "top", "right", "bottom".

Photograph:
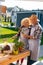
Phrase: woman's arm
[{"left": 12, "top": 27, "right": 21, "bottom": 39}]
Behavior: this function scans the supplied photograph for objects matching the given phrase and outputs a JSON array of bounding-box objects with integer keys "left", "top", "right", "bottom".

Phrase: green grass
[
  {"left": 0, "top": 21, "right": 10, "bottom": 26},
  {"left": 39, "top": 57, "right": 43, "bottom": 61},
  {"left": 0, "top": 27, "right": 17, "bottom": 35},
  {"left": 0, "top": 38, "right": 14, "bottom": 43},
  {"left": 0, "top": 21, "right": 10, "bottom": 24},
  {"left": 0, "top": 27, "right": 18, "bottom": 43},
  {"left": 41, "top": 33, "right": 43, "bottom": 45}
]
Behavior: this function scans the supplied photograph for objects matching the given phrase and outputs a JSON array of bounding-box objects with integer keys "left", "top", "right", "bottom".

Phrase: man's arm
[
  {"left": 34, "top": 27, "right": 42, "bottom": 39},
  {"left": 22, "top": 33, "right": 34, "bottom": 39}
]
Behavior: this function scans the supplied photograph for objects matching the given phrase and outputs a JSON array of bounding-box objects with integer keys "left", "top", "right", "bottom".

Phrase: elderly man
[{"left": 28, "top": 14, "right": 42, "bottom": 65}]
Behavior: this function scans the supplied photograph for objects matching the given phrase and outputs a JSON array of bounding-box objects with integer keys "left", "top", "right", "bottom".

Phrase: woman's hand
[{"left": 22, "top": 33, "right": 29, "bottom": 39}]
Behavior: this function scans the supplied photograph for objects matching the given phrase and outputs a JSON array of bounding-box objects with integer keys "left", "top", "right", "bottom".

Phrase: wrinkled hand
[
  {"left": 22, "top": 33, "right": 28, "bottom": 39},
  {"left": 22, "top": 33, "right": 35, "bottom": 39}
]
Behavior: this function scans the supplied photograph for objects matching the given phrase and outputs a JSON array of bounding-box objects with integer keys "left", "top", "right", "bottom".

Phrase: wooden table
[{"left": 0, "top": 50, "right": 30, "bottom": 65}]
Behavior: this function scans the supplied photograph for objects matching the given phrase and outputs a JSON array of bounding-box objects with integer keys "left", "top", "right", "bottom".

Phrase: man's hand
[{"left": 22, "top": 33, "right": 35, "bottom": 39}]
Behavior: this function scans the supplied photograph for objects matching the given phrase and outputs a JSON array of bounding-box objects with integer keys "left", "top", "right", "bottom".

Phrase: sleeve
[
  {"left": 34, "top": 26, "right": 42, "bottom": 39},
  {"left": 17, "top": 27, "right": 21, "bottom": 37}
]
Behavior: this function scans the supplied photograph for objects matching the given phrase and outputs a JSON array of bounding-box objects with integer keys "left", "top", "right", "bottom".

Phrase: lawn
[
  {"left": 0, "top": 27, "right": 43, "bottom": 45},
  {"left": 39, "top": 57, "right": 43, "bottom": 61},
  {"left": 0, "top": 21, "right": 10, "bottom": 25},
  {"left": 0, "top": 27, "right": 17, "bottom": 35},
  {"left": 0, "top": 27, "right": 18, "bottom": 43}
]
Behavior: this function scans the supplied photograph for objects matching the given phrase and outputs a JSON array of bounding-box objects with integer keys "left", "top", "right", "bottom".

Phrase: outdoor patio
[{"left": 11, "top": 45, "right": 43, "bottom": 65}]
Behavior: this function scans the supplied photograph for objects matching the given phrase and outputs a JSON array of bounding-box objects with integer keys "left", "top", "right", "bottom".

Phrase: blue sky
[{"left": 1, "top": 0, "right": 43, "bottom": 10}]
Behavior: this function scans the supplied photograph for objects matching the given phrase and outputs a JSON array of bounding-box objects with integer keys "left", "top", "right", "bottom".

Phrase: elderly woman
[
  {"left": 18, "top": 17, "right": 30, "bottom": 49},
  {"left": 12, "top": 17, "right": 31, "bottom": 65},
  {"left": 17, "top": 18, "right": 30, "bottom": 65}
]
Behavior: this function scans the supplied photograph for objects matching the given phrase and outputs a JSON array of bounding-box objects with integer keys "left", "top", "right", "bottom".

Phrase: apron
[
  {"left": 18, "top": 27, "right": 29, "bottom": 50},
  {"left": 29, "top": 24, "right": 42, "bottom": 61}
]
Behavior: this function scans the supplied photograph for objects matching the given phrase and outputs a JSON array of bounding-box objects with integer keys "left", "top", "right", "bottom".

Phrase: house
[
  {"left": 0, "top": 5, "right": 7, "bottom": 14},
  {"left": 11, "top": 6, "right": 36, "bottom": 27},
  {"left": 6, "top": 7, "right": 13, "bottom": 17},
  {"left": 6, "top": 7, "right": 13, "bottom": 22},
  {"left": 0, "top": 5, "right": 7, "bottom": 22}
]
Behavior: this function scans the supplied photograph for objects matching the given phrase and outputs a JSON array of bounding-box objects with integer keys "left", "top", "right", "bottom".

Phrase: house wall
[
  {"left": 16, "top": 12, "right": 36, "bottom": 27},
  {"left": 38, "top": 12, "right": 43, "bottom": 27},
  {"left": 11, "top": 12, "right": 17, "bottom": 26},
  {"left": 32, "top": 10, "right": 43, "bottom": 27},
  {"left": 11, "top": 10, "right": 43, "bottom": 28}
]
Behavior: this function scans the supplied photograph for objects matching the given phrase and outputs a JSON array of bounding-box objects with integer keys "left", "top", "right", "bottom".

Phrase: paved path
[
  {"left": 32, "top": 60, "right": 43, "bottom": 65},
  {"left": 39, "top": 45, "right": 43, "bottom": 57}
]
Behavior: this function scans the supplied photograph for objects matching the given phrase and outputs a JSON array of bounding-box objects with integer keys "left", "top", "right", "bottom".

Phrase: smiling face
[
  {"left": 29, "top": 14, "right": 38, "bottom": 25},
  {"left": 21, "top": 18, "right": 29, "bottom": 27}
]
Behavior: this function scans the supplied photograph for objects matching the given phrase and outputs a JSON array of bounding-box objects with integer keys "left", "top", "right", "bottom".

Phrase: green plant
[
  {"left": 11, "top": 22, "right": 14, "bottom": 26},
  {"left": 41, "top": 33, "right": 43, "bottom": 45},
  {"left": 13, "top": 37, "right": 24, "bottom": 51},
  {"left": 39, "top": 57, "right": 43, "bottom": 61}
]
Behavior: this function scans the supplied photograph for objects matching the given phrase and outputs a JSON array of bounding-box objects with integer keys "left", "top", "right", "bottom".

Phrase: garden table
[{"left": 0, "top": 50, "right": 30, "bottom": 65}]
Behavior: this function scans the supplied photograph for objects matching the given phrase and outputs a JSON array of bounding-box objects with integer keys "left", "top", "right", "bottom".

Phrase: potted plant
[{"left": 13, "top": 37, "right": 24, "bottom": 54}]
